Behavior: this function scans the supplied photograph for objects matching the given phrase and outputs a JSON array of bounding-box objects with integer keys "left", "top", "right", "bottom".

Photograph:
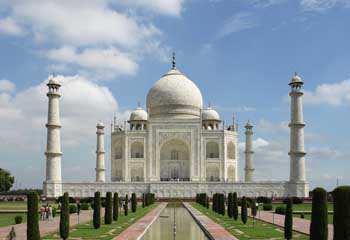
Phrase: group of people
[{"left": 40, "top": 205, "right": 53, "bottom": 221}]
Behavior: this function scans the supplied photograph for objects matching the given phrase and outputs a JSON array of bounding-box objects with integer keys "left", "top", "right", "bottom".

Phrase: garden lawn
[
  {"left": 293, "top": 212, "right": 333, "bottom": 223},
  {"left": 193, "top": 203, "right": 309, "bottom": 240},
  {"left": 271, "top": 202, "right": 333, "bottom": 212},
  {"left": 0, "top": 213, "right": 27, "bottom": 227},
  {"left": 43, "top": 203, "right": 157, "bottom": 240},
  {"left": 0, "top": 202, "right": 27, "bottom": 210}
]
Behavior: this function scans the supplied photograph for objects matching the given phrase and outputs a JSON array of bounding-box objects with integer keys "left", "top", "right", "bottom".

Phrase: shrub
[
  {"left": 113, "top": 193, "right": 119, "bottom": 221},
  {"left": 263, "top": 203, "right": 273, "bottom": 211},
  {"left": 257, "top": 196, "right": 272, "bottom": 204},
  {"left": 284, "top": 198, "right": 293, "bottom": 240},
  {"left": 241, "top": 196, "right": 247, "bottom": 224},
  {"left": 52, "top": 207, "right": 57, "bottom": 217},
  {"left": 105, "top": 192, "right": 112, "bottom": 224},
  {"left": 206, "top": 196, "right": 210, "bottom": 209},
  {"left": 60, "top": 192, "right": 70, "bottom": 240},
  {"left": 251, "top": 199, "right": 257, "bottom": 217},
  {"left": 332, "top": 185, "right": 350, "bottom": 240},
  {"left": 131, "top": 193, "right": 137, "bottom": 213},
  {"left": 283, "top": 196, "right": 303, "bottom": 204},
  {"left": 275, "top": 206, "right": 286, "bottom": 215},
  {"left": 227, "top": 193, "right": 233, "bottom": 218},
  {"left": 233, "top": 192, "right": 238, "bottom": 220},
  {"left": 69, "top": 204, "right": 77, "bottom": 214},
  {"left": 81, "top": 203, "right": 90, "bottom": 210},
  {"left": 310, "top": 187, "right": 328, "bottom": 240},
  {"left": 300, "top": 213, "right": 305, "bottom": 219},
  {"left": 14, "top": 215, "right": 22, "bottom": 224},
  {"left": 124, "top": 194, "right": 129, "bottom": 216},
  {"left": 142, "top": 193, "right": 145, "bottom": 208},
  {"left": 27, "top": 192, "right": 40, "bottom": 240},
  {"left": 93, "top": 192, "right": 101, "bottom": 229}
]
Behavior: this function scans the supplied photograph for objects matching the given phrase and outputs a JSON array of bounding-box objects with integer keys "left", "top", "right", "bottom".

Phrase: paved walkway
[
  {"left": 114, "top": 203, "right": 167, "bottom": 240},
  {"left": 0, "top": 210, "right": 92, "bottom": 240},
  {"left": 254, "top": 210, "right": 333, "bottom": 239},
  {"left": 183, "top": 202, "right": 238, "bottom": 240}
]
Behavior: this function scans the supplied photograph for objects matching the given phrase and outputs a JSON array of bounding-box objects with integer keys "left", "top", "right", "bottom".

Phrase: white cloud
[
  {"left": 304, "top": 79, "right": 350, "bottom": 106},
  {"left": 0, "top": 17, "right": 23, "bottom": 36},
  {"left": 249, "top": 0, "right": 288, "bottom": 7},
  {"left": 217, "top": 12, "right": 257, "bottom": 39},
  {"left": 0, "top": 79, "right": 16, "bottom": 92},
  {"left": 300, "top": 0, "right": 350, "bottom": 12},
  {"left": 117, "top": 0, "right": 184, "bottom": 16}
]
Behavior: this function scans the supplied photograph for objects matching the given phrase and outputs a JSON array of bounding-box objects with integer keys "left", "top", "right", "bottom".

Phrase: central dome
[{"left": 146, "top": 68, "right": 203, "bottom": 119}]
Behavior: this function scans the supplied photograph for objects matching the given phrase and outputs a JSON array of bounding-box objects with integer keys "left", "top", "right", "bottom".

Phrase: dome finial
[
  {"left": 172, "top": 52, "right": 176, "bottom": 69},
  {"left": 137, "top": 100, "right": 141, "bottom": 108}
]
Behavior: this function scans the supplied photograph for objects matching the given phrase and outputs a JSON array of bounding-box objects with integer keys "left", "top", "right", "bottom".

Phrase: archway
[
  {"left": 206, "top": 165, "right": 220, "bottom": 181},
  {"left": 227, "top": 165, "right": 235, "bottom": 182},
  {"left": 227, "top": 141, "right": 236, "bottom": 159},
  {"left": 160, "top": 139, "right": 190, "bottom": 181},
  {"left": 206, "top": 141, "right": 219, "bottom": 159},
  {"left": 130, "top": 142, "right": 144, "bottom": 158}
]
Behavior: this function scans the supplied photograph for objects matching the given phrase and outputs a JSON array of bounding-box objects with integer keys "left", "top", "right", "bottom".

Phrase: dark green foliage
[
  {"left": 284, "top": 197, "right": 293, "bottom": 240},
  {"left": 227, "top": 193, "right": 233, "bottom": 218},
  {"left": 144, "top": 193, "right": 155, "bottom": 206},
  {"left": 251, "top": 199, "right": 257, "bottom": 217},
  {"left": 124, "top": 194, "right": 129, "bottom": 216},
  {"left": 113, "top": 193, "right": 119, "bottom": 221},
  {"left": 212, "top": 194, "right": 216, "bottom": 212},
  {"left": 275, "top": 206, "right": 286, "bottom": 215},
  {"left": 105, "top": 192, "right": 112, "bottom": 224},
  {"left": 241, "top": 196, "right": 247, "bottom": 224},
  {"left": 206, "top": 196, "right": 210, "bottom": 209},
  {"left": 0, "top": 168, "right": 14, "bottom": 192},
  {"left": 196, "top": 193, "right": 208, "bottom": 207},
  {"left": 57, "top": 196, "right": 76, "bottom": 204},
  {"left": 81, "top": 203, "right": 90, "bottom": 210},
  {"left": 131, "top": 193, "right": 137, "bottom": 213},
  {"left": 233, "top": 192, "right": 238, "bottom": 220},
  {"left": 0, "top": 188, "right": 42, "bottom": 196},
  {"left": 333, "top": 186, "right": 350, "bottom": 240},
  {"left": 60, "top": 192, "right": 70, "bottom": 240},
  {"left": 142, "top": 193, "right": 145, "bottom": 208},
  {"left": 69, "top": 204, "right": 77, "bottom": 214},
  {"left": 14, "top": 215, "right": 22, "bottom": 224},
  {"left": 256, "top": 196, "right": 272, "bottom": 204},
  {"left": 93, "top": 191, "right": 101, "bottom": 229},
  {"left": 219, "top": 194, "right": 225, "bottom": 215},
  {"left": 310, "top": 188, "right": 328, "bottom": 240},
  {"left": 263, "top": 203, "right": 273, "bottom": 211},
  {"left": 211, "top": 193, "right": 225, "bottom": 215},
  {"left": 27, "top": 192, "right": 40, "bottom": 240},
  {"left": 283, "top": 196, "right": 303, "bottom": 204}
]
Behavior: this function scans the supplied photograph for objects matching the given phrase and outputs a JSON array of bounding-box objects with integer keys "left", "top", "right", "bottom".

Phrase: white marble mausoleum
[{"left": 43, "top": 57, "right": 309, "bottom": 198}]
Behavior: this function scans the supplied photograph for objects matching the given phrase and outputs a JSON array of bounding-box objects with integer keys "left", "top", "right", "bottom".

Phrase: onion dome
[
  {"left": 129, "top": 107, "right": 148, "bottom": 121},
  {"left": 202, "top": 106, "right": 220, "bottom": 121},
  {"left": 96, "top": 121, "right": 104, "bottom": 128}
]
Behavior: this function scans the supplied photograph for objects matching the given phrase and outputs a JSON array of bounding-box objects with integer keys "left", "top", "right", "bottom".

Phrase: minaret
[
  {"left": 44, "top": 76, "right": 62, "bottom": 197},
  {"left": 289, "top": 73, "right": 306, "bottom": 182},
  {"left": 96, "top": 121, "right": 106, "bottom": 182},
  {"left": 244, "top": 121, "right": 254, "bottom": 182}
]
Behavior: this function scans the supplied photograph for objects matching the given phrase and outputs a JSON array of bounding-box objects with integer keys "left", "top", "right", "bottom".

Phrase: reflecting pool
[{"left": 141, "top": 203, "right": 208, "bottom": 240}]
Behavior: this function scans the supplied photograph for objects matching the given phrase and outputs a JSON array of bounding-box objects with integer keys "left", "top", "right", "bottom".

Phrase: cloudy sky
[{"left": 0, "top": 0, "right": 349, "bottom": 191}]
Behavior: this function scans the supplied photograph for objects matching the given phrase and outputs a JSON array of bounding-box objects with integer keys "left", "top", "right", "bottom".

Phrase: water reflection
[{"left": 141, "top": 203, "right": 208, "bottom": 240}]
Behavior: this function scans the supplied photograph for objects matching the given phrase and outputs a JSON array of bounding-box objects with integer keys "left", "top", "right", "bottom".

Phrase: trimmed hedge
[
  {"left": 113, "top": 193, "right": 119, "bottom": 221},
  {"left": 233, "top": 192, "right": 238, "bottom": 220},
  {"left": 310, "top": 187, "right": 328, "bottom": 240},
  {"left": 27, "top": 192, "right": 40, "bottom": 240},
  {"left": 15, "top": 215, "right": 22, "bottom": 224},
  {"left": 93, "top": 192, "right": 101, "bottom": 229},
  {"left": 131, "top": 193, "right": 137, "bottom": 213},
  {"left": 263, "top": 203, "right": 273, "bottom": 211},
  {"left": 333, "top": 186, "right": 350, "bottom": 240},
  {"left": 241, "top": 196, "right": 248, "bottom": 224},
  {"left": 69, "top": 204, "right": 77, "bottom": 214},
  {"left": 81, "top": 203, "right": 90, "bottom": 210},
  {"left": 60, "top": 192, "right": 70, "bottom": 240},
  {"left": 284, "top": 198, "right": 293, "bottom": 240},
  {"left": 105, "top": 192, "right": 112, "bottom": 224},
  {"left": 124, "top": 194, "right": 129, "bottom": 216},
  {"left": 227, "top": 193, "right": 233, "bottom": 218},
  {"left": 275, "top": 206, "right": 286, "bottom": 215}
]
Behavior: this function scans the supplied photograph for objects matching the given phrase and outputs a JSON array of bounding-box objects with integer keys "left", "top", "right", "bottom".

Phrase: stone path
[
  {"left": 114, "top": 203, "right": 167, "bottom": 240},
  {"left": 254, "top": 210, "right": 333, "bottom": 239},
  {"left": 183, "top": 202, "right": 238, "bottom": 240},
  {"left": 0, "top": 210, "right": 92, "bottom": 240}
]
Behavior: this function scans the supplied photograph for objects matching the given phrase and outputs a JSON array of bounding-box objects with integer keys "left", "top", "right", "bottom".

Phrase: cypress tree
[
  {"left": 212, "top": 194, "right": 216, "bottom": 212},
  {"left": 124, "top": 194, "right": 129, "bottom": 216},
  {"left": 93, "top": 191, "right": 101, "bottom": 229},
  {"left": 333, "top": 186, "right": 350, "bottom": 240},
  {"left": 113, "top": 193, "right": 119, "bottom": 221},
  {"left": 227, "top": 193, "right": 233, "bottom": 218},
  {"left": 142, "top": 193, "right": 145, "bottom": 208},
  {"left": 131, "top": 193, "right": 137, "bottom": 213},
  {"left": 233, "top": 192, "right": 238, "bottom": 220},
  {"left": 59, "top": 192, "right": 70, "bottom": 240},
  {"left": 27, "top": 192, "right": 40, "bottom": 240},
  {"left": 241, "top": 196, "right": 248, "bottom": 224},
  {"left": 105, "top": 192, "right": 112, "bottom": 224},
  {"left": 284, "top": 197, "right": 293, "bottom": 240},
  {"left": 206, "top": 196, "right": 210, "bottom": 209},
  {"left": 220, "top": 194, "right": 225, "bottom": 215},
  {"left": 310, "top": 188, "right": 328, "bottom": 240}
]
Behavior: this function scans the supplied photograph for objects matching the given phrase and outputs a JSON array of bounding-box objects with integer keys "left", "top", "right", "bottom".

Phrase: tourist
[
  {"left": 40, "top": 205, "right": 45, "bottom": 221},
  {"left": 7, "top": 226, "right": 16, "bottom": 240},
  {"left": 48, "top": 205, "right": 53, "bottom": 220}
]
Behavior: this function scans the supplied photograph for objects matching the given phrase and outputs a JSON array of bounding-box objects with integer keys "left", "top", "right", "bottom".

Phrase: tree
[
  {"left": 333, "top": 186, "right": 350, "bottom": 240},
  {"left": 284, "top": 197, "right": 293, "bottom": 240},
  {"left": 241, "top": 196, "right": 248, "bottom": 224},
  {"left": 310, "top": 188, "right": 328, "bottom": 240},
  {"left": 0, "top": 168, "right": 14, "bottom": 192},
  {"left": 251, "top": 199, "right": 257, "bottom": 226},
  {"left": 27, "top": 192, "right": 40, "bottom": 240},
  {"left": 93, "top": 192, "right": 101, "bottom": 229},
  {"left": 60, "top": 192, "right": 70, "bottom": 240},
  {"left": 142, "top": 193, "right": 145, "bottom": 208},
  {"left": 233, "top": 192, "right": 238, "bottom": 220},
  {"left": 131, "top": 193, "right": 137, "bottom": 213},
  {"left": 105, "top": 192, "right": 112, "bottom": 224},
  {"left": 124, "top": 194, "right": 129, "bottom": 216},
  {"left": 227, "top": 193, "right": 233, "bottom": 218},
  {"left": 206, "top": 196, "right": 210, "bottom": 209},
  {"left": 113, "top": 193, "right": 119, "bottom": 221}
]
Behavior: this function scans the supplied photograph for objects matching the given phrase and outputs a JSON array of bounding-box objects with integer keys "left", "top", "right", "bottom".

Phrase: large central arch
[{"left": 160, "top": 139, "right": 190, "bottom": 181}]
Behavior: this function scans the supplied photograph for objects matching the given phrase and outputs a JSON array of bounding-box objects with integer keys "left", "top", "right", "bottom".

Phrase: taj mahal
[{"left": 43, "top": 55, "right": 309, "bottom": 198}]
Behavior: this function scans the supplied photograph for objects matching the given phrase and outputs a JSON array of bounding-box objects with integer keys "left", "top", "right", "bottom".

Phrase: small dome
[
  {"left": 146, "top": 68, "right": 203, "bottom": 119},
  {"left": 130, "top": 107, "right": 148, "bottom": 121},
  {"left": 202, "top": 107, "right": 220, "bottom": 121},
  {"left": 47, "top": 76, "right": 61, "bottom": 86},
  {"left": 96, "top": 121, "right": 104, "bottom": 128},
  {"left": 291, "top": 73, "right": 303, "bottom": 84}
]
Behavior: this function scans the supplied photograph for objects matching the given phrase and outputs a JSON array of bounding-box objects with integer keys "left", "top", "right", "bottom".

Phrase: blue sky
[{"left": 0, "top": 0, "right": 349, "bottom": 191}]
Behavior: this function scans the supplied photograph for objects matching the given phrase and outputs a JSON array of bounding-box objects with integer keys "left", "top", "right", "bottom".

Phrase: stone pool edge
[
  {"left": 183, "top": 202, "right": 238, "bottom": 240},
  {"left": 114, "top": 202, "right": 168, "bottom": 240}
]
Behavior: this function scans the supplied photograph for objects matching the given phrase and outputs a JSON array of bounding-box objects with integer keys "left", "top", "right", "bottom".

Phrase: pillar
[
  {"left": 96, "top": 122, "right": 106, "bottom": 182},
  {"left": 289, "top": 73, "right": 306, "bottom": 182},
  {"left": 244, "top": 121, "right": 254, "bottom": 182}
]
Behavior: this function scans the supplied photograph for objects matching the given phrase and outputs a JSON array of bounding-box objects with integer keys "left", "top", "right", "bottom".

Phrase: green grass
[
  {"left": 0, "top": 201, "right": 27, "bottom": 210},
  {"left": 192, "top": 203, "right": 309, "bottom": 240},
  {"left": 0, "top": 213, "right": 27, "bottom": 227},
  {"left": 43, "top": 204, "right": 157, "bottom": 240},
  {"left": 293, "top": 212, "right": 333, "bottom": 223},
  {"left": 271, "top": 202, "right": 333, "bottom": 212}
]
